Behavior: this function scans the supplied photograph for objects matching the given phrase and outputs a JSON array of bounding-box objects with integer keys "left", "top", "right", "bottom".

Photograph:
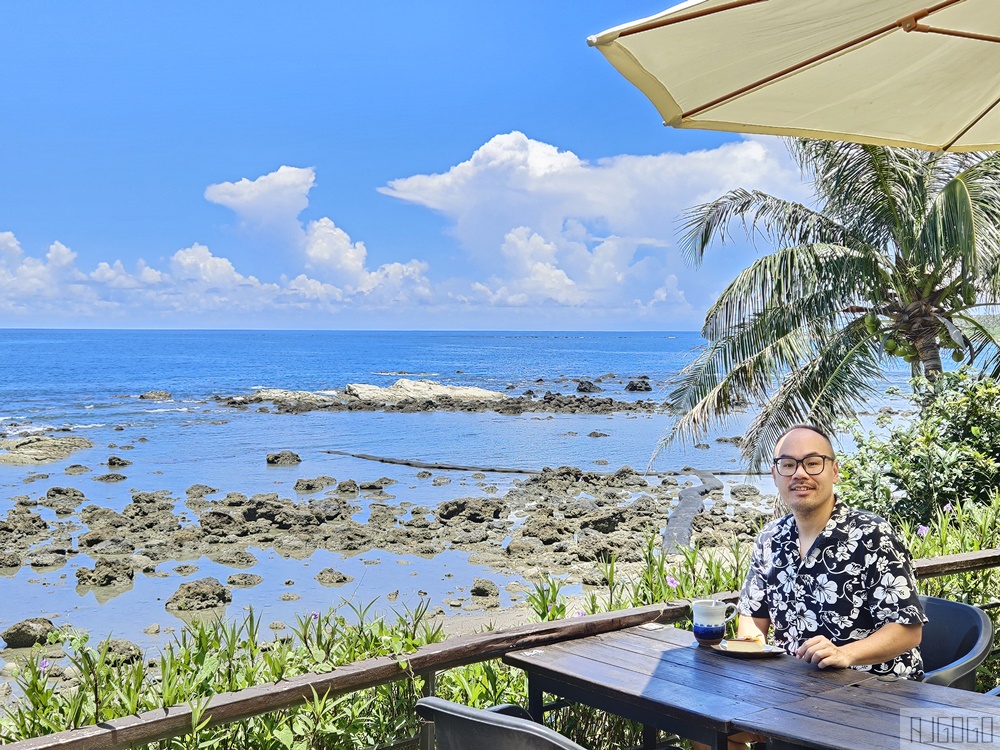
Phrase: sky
[{"left": 0, "top": 2, "right": 813, "bottom": 331}]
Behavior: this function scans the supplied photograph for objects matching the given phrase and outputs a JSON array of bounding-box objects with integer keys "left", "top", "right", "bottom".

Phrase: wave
[{"left": 372, "top": 371, "right": 439, "bottom": 377}]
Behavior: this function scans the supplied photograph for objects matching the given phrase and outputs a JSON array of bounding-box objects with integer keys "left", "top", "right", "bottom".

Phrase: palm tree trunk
[{"left": 915, "top": 332, "right": 943, "bottom": 381}]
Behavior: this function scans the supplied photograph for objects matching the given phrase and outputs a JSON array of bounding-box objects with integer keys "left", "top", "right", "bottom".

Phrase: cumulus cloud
[
  {"left": 204, "top": 166, "right": 316, "bottom": 228},
  {"left": 381, "top": 131, "right": 807, "bottom": 322},
  {"left": 0, "top": 136, "right": 810, "bottom": 326}
]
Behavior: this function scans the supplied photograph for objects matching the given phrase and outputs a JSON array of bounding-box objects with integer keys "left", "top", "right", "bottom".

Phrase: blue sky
[{"left": 0, "top": 2, "right": 810, "bottom": 330}]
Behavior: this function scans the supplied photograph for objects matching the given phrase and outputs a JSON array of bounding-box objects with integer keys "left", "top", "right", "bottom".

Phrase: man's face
[{"left": 772, "top": 428, "right": 839, "bottom": 515}]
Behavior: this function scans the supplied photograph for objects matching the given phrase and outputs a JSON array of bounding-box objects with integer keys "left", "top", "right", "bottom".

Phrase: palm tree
[{"left": 667, "top": 140, "right": 1000, "bottom": 469}]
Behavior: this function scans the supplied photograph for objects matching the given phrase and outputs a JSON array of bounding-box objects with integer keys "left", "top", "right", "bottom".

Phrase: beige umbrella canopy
[{"left": 588, "top": 0, "right": 1000, "bottom": 152}]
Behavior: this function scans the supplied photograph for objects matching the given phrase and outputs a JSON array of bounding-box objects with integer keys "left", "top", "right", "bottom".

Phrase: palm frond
[
  {"left": 740, "top": 324, "right": 884, "bottom": 469},
  {"left": 700, "top": 243, "right": 888, "bottom": 341},
  {"left": 678, "top": 190, "right": 859, "bottom": 267}
]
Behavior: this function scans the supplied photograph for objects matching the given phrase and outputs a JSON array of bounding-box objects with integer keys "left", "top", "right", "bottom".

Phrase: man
[{"left": 697, "top": 425, "right": 925, "bottom": 750}]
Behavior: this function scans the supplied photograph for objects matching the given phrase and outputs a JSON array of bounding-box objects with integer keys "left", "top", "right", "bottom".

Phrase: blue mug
[{"left": 691, "top": 599, "right": 737, "bottom": 646}]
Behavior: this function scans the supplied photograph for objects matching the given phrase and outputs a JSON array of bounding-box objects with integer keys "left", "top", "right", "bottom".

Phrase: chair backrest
[
  {"left": 416, "top": 697, "right": 585, "bottom": 750},
  {"left": 919, "top": 595, "right": 994, "bottom": 690}
]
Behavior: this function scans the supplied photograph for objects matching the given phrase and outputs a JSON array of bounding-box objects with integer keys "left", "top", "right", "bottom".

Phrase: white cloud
[
  {"left": 381, "top": 131, "right": 807, "bottom": 321},
  {"left": 204, "top": 166, "right": 316, "bottom": 228},
  {"left": 0, "top": 232, "right": 24, "bottom": 264},
  {"left": 0, "top": 137, "right": 810, "bottom": 327},
  {"left": 170, "top": 243, "right": 255, "bottom": 287}
]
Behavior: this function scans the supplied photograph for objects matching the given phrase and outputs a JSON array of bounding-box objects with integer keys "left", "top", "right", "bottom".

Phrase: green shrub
[{"left": 838, "top": 369, "right": 1000, "bottom": 523}]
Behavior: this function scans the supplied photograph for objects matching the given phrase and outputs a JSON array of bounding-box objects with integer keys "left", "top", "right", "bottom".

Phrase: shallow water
[{"left": 0, "top": 330, "right": 907, "bottom": 656}]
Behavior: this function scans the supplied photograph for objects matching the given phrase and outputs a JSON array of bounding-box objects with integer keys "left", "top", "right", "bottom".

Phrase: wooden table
[
  {"left": 734, "top": 676, "right": 1000, "bottom": 750},
  {"left": 503, "top": 624, "right": 872, "bottom": 749},
  {"left": 503, "top": 624, "right": 1000, "bottom": 750}
]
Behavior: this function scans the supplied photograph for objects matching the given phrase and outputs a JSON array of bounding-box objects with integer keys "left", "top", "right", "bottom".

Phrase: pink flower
[
  {"left": 917, "top": 525, "right": 929, "bottom": 537},
  {"left": 666, "top": 576, "right": 680, "bottom": 589}
]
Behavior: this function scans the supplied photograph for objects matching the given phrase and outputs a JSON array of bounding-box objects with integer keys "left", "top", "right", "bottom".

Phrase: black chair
[
  {"left": 919, "top": 595, "right": 993, "bottom": 690},
  {"left": 416, "top": 697, "right": 683, "bottom": 750},
  {"left": 415, "top": 697, "right": 586, "bottom": 750}
]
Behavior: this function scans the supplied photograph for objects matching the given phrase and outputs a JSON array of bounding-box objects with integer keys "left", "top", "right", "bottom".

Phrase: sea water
[{"left": 0, "top": 330, "right": 908, "bottom": 651}]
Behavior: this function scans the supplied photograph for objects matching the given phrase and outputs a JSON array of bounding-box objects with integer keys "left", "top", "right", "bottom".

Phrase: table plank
[{"left": 734, "top": 681, "right": 1000, "bottom": 750}]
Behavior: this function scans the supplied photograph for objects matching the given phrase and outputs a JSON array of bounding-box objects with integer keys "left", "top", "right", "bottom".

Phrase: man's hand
[{"left": 795, "top": 635, "right": 852, "bottom": 668}]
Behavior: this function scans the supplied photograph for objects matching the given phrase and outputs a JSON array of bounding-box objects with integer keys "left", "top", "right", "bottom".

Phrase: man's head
[{"left": 772, "top": 425, "right": 839, "bottom": 518}]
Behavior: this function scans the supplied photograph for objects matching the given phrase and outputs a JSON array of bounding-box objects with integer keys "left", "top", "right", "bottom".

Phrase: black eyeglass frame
[{"left": 772, "top": 455, "right": 836, "bottom": 476}]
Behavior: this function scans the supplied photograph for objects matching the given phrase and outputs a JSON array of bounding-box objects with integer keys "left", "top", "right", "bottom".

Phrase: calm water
[{"left": 0, "top": 330, "right": 904, "bottom": 652}]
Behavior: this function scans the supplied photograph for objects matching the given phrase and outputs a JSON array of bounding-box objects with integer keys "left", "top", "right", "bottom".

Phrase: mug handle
[{"left": 723, "top": 603, "right": 738, "bottom": 623}]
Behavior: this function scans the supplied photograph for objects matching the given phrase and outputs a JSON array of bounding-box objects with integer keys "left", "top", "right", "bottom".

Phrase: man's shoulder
[
  {"left": 835, "top": 504, "right": 904, "bottom": 538},
  {"left": 838, "top": 504, "right": 892, "bottom": 527}
]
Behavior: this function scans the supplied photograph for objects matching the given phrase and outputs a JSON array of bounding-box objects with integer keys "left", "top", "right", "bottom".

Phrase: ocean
[{"left": 0, "top": 330, "right": 901, "bottom": 652}]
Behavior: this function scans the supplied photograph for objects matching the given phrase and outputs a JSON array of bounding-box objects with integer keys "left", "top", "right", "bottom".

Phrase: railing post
[{"left": 419, "top": 670, "right": 436, "bottom": 750}]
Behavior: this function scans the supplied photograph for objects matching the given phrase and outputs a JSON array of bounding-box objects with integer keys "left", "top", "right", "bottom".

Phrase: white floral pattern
[{"left": 738, "top": 502, "right": 926, "bottom": 678}]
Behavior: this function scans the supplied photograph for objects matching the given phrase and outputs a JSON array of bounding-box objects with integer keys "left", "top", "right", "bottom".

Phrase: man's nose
[{"left": 791, "top": 461, "right": 809, "bottom": 477}]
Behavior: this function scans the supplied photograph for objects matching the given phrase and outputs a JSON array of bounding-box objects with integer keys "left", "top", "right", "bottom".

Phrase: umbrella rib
[
  {"left": 908, "top": 24, "right": 1000, "bottom": 45},
  {"left": 943, "top": 91, "right": 1000, "bottom": 152},
  {"left": 683, "top": 0, "right": 968, "bottom": 121}
]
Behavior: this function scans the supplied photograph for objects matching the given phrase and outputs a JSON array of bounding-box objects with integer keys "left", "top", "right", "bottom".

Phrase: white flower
[{"left": 874, "top": 573, "right": 911, "bottom": 605}]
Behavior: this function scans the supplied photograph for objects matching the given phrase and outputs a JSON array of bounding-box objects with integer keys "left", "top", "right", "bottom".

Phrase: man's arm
[
  {"left": 796, "top": 622, "right": 923, "bottom": 669},
  {"left": 737, "top": 614, "right": 770, "bottom": 643}
]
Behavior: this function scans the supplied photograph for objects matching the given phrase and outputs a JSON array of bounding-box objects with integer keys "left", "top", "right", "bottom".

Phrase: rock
[
  {"left": 1, "top": 617, "right": 56, "bottom": 648},
  {"left": 0, "top": 436, "right": 94, "bottom": 465},
  {"left": 316, "top": 568, "right": 354, "bottom": 587},
  {"left": 94, "top": 473, "right": 127, "bottom": 482},
  {"left": 266, "top": 451, "right": 301, "bottom": 466},
  {"left": 173, "top": 564, "right": 199, "bottom": 576},
  {"left": 227, "top": 573, "right": 263, "bottom": 588},
  {"left": 294, "top": 476, "right": 335, "bottom": 493},
  {"left": 186, "top": 484, "right": 219, "bottom": 497},
  {"left": 103, "top": 638, "right": 142, "bottom": 666},
  {"left": 165, "top": 577, "right": 232, "bottom": 611},
  {"left": 470, "top": 578, "right": 499, "bottom": 597},
  {"left": 345, "top": 379, "right": 506, "bottom": 404},
  {"left": 730, "top": 484, "right": 761, "bottom": 501},
  {"left": 280, "top": 593, "right": 301, "bottom": 601},
  {"left": 65, "top": 464, "right": 90, "bottom": 475},
  {"left": 143, "top": 624, "right": 161, "bottom": 635},
  {"left": 576, "top": 380, "right": 603, "bottom": 393},
  {"left": 209, "top": 549, "right": 257, "bottom": 568},
  {"left": 359, "top": 477, "right": 397, "bottom": 490},
  {"left": 582, "top": 569, "right": 607, "bottom": 586},
  {"left": 139, "top": 391, "right": 172, "bottom": 400},
  {"left": 75, "top": 558, "right": 135, "bottom": 587},
  {"left": 588, "top": 431, "right": 609, "bottom": 438},
  {"left": 107, "top": 456, "right": 132, "bottom": 468},
  {"left": 432, "top": 476, "right": 451, "bottom": 486},
  {"left": 337, "top": 479, "right": 359, "bottom": 494},
  {"left": 416, "top": 471, "right": 432, "bottom": 479},
  {"left": 625, "top": 379, "right": 653, "bottom": 392},
  {"left": 44, "top": 487, "right": 85, "bottom": 506},
  {"left": 0, "top": 553, "right": 21, "bottom": 568}
]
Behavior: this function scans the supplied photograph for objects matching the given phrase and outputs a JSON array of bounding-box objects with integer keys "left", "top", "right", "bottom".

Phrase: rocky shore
[
  {"left": 217, "top": 377, "right": 666, "bottom": 415},
  {"left": 0, "top": 376, "right": 770, "bottom": 701}
]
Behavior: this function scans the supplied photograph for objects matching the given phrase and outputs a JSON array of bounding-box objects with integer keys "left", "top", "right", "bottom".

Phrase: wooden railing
[{"left": 5, "top": 548, "right": 1000, "bottom": 750}]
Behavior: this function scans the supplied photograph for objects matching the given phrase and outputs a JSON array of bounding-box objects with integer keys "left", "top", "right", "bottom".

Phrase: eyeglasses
[{"left": 772, "top": 455, "right": 835, "bottom": 476}]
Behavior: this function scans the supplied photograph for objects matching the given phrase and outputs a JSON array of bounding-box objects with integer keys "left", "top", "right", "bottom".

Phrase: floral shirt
[{"left": 738, "top": 501, "right": 926, "bottom": 679}]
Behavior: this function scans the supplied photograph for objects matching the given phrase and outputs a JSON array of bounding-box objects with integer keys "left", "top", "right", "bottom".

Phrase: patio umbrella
[{"left": 588, "top": 0, "right": 1000, "bottom": 152}]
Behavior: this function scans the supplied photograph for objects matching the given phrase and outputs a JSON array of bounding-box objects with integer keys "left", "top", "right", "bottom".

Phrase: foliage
[
  {"left": 667, "top": 140, "right": 1000, "bottom": 468},
  {"left": 0, "top": 602, "right": 446, "bottom": 748},
  {"left": 839, "top": 370, "right": 1000, "bottom": 521}
]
